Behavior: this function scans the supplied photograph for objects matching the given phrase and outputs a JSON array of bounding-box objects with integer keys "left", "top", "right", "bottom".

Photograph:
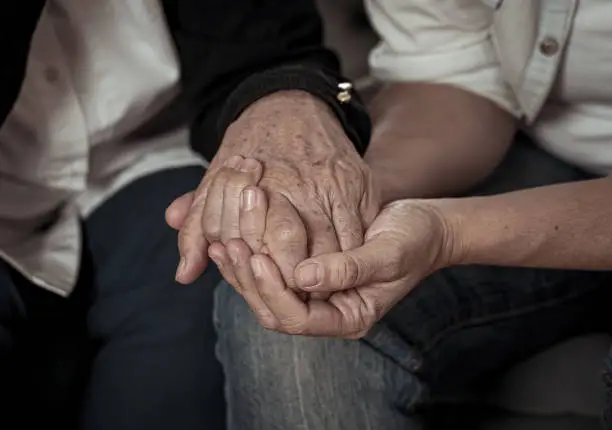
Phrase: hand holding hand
[
  {"left": 167, "top": 91, "right": 379, "bottom": 286},
  {"left": 221, "top": 198, "right": 456, "bottom": 338}
]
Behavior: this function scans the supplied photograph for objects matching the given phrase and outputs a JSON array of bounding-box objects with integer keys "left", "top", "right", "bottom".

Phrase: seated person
[
  {"left": 168, "top": 0, "right": 612, "bottom": 428},
  {"left": 1, "top": 1, "right": 369, "bottom": 429}
]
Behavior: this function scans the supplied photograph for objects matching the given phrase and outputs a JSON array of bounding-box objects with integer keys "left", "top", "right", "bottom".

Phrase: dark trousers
[{"left": 0, "top": 166, "right": 225, "bottom": 430}]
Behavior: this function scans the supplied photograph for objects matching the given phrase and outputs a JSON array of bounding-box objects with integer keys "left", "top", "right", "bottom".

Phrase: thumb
[
  {"left": 166, "top": 191, "right": 195, "bottom": 230},
  {"left": 294, "top": 233, "right": 404, "bottom": 292}
]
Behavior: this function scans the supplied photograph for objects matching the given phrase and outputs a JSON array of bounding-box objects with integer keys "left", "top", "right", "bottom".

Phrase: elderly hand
[
  {"left": 167, "top": 91, "right": 379, "bottom": 288},
  {"left": 218, "top": 196, "right": 457, "bottom": 338}
]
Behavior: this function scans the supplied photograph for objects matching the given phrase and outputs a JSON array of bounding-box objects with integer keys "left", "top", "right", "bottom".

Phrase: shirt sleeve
[
  {"left": 162, "top": 0, "right": 370, "bottom": 160},
  {"left": 365, "top": 0, "right": 520, "bottom": 116}
]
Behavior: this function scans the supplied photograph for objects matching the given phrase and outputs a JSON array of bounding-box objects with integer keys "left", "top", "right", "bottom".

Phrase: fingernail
[
  {"left": 241, "top": 188, "right": 256, "bottom": 211},
  {"left": 250, "top": 258, "right": 263, "bottom": 278},
  {"left": 175, "top": 256, "right": 188, "bottom": 281},
  {"left": 237, "top": 159, "right": 248, "bottom": 173},
  {"left": 296, "top": 263, "right": 321, "bottom": 289}
]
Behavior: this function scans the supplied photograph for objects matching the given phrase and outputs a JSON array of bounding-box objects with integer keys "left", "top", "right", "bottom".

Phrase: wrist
[
  {"left": 239, "top": 90, "right": 336, "bottom": 123},
  {"left": 230, "top": 90, "right": 358, "bottom": 159},
  {"left": 217, "top": 65, "right": 371, "bottom": 156},
  {"left": 221, "top": 90, "right": 362, "bottom": 167},
  {"left": 425, "top": 198, "right": 474, "bottom": 268}
]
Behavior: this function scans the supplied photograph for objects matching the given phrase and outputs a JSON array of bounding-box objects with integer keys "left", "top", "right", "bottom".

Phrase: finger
[
  {"left": 299, "top": 208, "right": 340, "bottom": 257},
  {"left": 176, "top": 189, "right": 212, "bottom": 284},
  {"left": 208, "top": 242, "right": 239, "bottom": 289},
  {"left": 360, "top": 180, "right": 381, "bottom": 229},
  {"left": 293, "top": 208, "right": 340, "bottom": 299},
  {"left": 226, "top": 239, "right": 277, "bottom": 329},
  {"left": 239, "top": 186, "right": 268, "bottom": 252},
  {"left": 331, "top": 200, "right": 364, "bottom": 251},
  {"left": 251, "top": 254, "right": 351, "bottom": 337},
  {"left": 176, "top": 155, "right": 242, "bottom": 284},
  {"left": 263, "top": 193, "right": 308, "bottom": 288},
  {"left": 294, "top": 233, "right": 402, "bottom": 292},
  {"left": 165, "top": 191, "right": 195, "bottom": 230},
  {"left": 201, "top": 156, "right": 243, "bottom": 242},
  {"left": 220, "top": 159, "right": 263, "bottom": 243}
]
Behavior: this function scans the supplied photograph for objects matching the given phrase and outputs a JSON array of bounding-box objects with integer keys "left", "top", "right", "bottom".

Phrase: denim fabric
[
  {"left": 0, "top": 167, "right": 225, "bottom": 430},
  {"left": 214, "top": 137, "right": 612, "bottom": 430}
]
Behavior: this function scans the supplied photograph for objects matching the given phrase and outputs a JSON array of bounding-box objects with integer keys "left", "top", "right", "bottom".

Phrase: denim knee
[{"left": 213, "top": 283, "right": 424, "bottom": 430}]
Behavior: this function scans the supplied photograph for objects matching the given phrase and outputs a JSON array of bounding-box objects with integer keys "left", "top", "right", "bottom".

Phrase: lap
[
  {"left": 369, "top": 136, "right": 611, "bottom": 394},
  {"left": 215, "top": 138, "right": 612, "bottom": 428},
  {"left": 216, "top": 268, "right": 611, "bottom": 429},
  {"left": 79, "top": 166, "right": 225, "bottom": 430},
  {"left": 214, "top": 283, "right": 421, "bottom": 430},
  {"left": 0, "top": 166, "right": 224, "bottom": 429},
  {"left": 0, "top": 259, "right": 85, "bottom": 427}
]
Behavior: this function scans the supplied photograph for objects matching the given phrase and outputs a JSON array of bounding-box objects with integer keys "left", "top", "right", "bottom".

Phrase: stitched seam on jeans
[
  {"left": 420, "top": 287, "right": 597, "bottom": 354},
  {"left": 292, "top": 335, "right": 311, "bottom": 430}
]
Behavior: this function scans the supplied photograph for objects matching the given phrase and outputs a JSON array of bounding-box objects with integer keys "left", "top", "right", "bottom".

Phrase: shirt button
[
  {"left": 539, "top": 37, "right": 560, "bottom": 56},
  {"left": 44, "top": 67, "right": 60, "bottom": 83}
]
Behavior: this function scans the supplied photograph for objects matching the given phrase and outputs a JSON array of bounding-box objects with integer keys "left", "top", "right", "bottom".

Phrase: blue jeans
[
  {"left": 214, "top": 138, "right": 612, "bottom": 429},
  {"left": 0, "top": 167, "right": 225, "bottom": 429}
]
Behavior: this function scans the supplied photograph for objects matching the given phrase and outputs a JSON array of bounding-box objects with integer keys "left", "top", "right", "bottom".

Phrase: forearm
[
  {"left": 366, "top": 83, "right": 517, "bottom": 204},
  {"left": 438, "top": 177, "right": 612, "bottom": 270}
]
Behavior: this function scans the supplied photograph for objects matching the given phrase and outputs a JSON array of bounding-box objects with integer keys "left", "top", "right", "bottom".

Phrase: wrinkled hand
[
  {"left": 221, "top": 197, "right": 456, "bottom": 338},
  {"left": 166, "top": 155, "right": 263, "bottom": 282},
  {"left": 167, "top": 91, "right": 379, "bottom": 287}
]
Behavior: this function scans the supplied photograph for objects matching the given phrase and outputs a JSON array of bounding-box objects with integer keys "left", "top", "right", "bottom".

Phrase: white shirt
[
  {"left": 535, "top": 0, "right": 612, "bottom": 173},
  {"left": 0, "top": 0, "right": 202, "bottom": 296},
  {"left": 366, "top": 0, "right": 612, "bottom": 174}
]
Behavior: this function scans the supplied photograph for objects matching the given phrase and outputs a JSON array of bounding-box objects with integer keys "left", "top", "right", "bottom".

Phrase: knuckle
[
  {"left": 226, "top": 171, "right": 254, "bottom": 189},
  {"left": 338, "top": 254, "right": 361, "bottom": 287},
  {"left": 280, "top": 319, "right": 307, "bottom": 335},
  {"left": 210, "top": 168, "right": 229, "bottom": 186},
  {"left": 269, "top": 221, "right": 303, "bottom": 244},
  {"left": 257, "top": 287, "right": 277, "bottom": 304},
  {"left": 258, "top": 315, "right": 279, "bottom": 331},
  {"left": 227, "top": 154, "right": 244, "bottom": 165},
  {"left": 363, "top": 298, "right": 384, "bottom": 326},
  {"left": 202, "top": 221, "right": 221, "bottom": 241},
  {"left": 387, "top": 247, "right": 406, "bottom": 277}
]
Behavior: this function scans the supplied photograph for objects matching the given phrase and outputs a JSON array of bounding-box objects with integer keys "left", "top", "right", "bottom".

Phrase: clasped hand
[
  {"left": 165, "top": 92, "right": 453, "bottom": 338},
  {"left": 168, "top": 155, "right": 452, "bottom": 338}
]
